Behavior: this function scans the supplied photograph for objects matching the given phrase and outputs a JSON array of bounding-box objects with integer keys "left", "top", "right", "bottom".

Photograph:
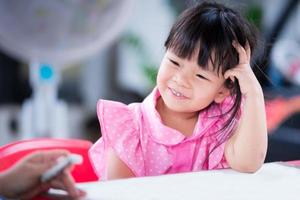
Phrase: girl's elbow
[
  {"left": 238, "top": 162, "right": 263, "bottom": 173},
  {"left": 233, "top": 154, "right": 266, "bottom": 173}
]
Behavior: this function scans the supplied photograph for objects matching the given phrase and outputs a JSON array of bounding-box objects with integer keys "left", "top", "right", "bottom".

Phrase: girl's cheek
[
  {"left": 156, "top": 71, "right": 164, "bottom": 86},
  {"left": 157, "top": 68, "right": 167, "bottom": 81}
]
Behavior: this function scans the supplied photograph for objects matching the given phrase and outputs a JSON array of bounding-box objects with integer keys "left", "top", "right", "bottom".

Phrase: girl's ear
[{"left": 214, "top": 86, "right": 230, "bottom": 103}]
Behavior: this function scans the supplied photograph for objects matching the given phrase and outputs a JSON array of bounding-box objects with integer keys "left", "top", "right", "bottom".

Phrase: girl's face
[{"left": 157, "top": 50, "right": 229, "bottom": 113}]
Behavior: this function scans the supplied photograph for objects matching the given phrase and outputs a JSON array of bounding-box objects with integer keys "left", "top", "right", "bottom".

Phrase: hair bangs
[
  {"left": 198, "top": 21, "right": 241, "bottom": 76},
  {"left": 164, "top": 19, "right": 200, "bottom": 61},
  {"left": 164, "top": 5, "right": 243, "bottom": 76}
]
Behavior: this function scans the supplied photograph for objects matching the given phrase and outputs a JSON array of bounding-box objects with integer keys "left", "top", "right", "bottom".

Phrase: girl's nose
[{"left": 172, "top": 69, "right": 191, "bottom": 87}]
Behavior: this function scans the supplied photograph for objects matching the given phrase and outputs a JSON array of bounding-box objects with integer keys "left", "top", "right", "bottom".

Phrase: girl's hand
[
  {"left": 224, "top": 41, "right": 263, "bottom": 97},
  {"left": 0, "top": 150, "right": 85, "bottom": 199}
]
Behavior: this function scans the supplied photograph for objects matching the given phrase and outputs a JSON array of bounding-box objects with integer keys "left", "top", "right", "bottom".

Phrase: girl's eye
[
  {"left": 196, "top": 74, "right": 209, "bottom": 80},
  {"left": 169, "top": 59, "right": 179, "bottom": 66}
]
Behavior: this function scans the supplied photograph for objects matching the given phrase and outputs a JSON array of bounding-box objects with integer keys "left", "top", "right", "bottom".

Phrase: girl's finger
[
  {"left": 232, "top": 41, "right": 248, "bottom": 64},
  {"left": 224, "top": 69, "right": 241, "bottom": 81},
  {"left": 224, "top": 69, "right": 231, "bottom": 80}
]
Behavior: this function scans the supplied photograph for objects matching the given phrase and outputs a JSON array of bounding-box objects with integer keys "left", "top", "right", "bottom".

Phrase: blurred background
[{"left": 0, "top": 0, "right": 299, "bottom": 163}]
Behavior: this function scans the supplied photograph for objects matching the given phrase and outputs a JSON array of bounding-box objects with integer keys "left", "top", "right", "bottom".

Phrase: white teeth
[
  {"left": 175, "top": 92, "right": 181, "bottom": 96},
  {"left": 170, "top": 88, "right": 183, "bottom": 97}
]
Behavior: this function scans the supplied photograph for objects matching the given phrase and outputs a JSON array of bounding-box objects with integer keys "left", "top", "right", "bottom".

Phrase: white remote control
[{"left": 41, "top": 154, "right": 83, "bottom": 183}]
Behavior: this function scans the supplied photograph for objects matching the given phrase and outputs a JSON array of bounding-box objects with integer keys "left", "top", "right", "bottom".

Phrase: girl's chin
[{"left": 163, "top": 101, "right": 193, "bottom": 112}]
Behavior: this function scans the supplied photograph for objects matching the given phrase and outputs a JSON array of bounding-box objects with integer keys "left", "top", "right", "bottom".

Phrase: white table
[{"left": 51, "top": 163, "right": 300, "bottom": 200}]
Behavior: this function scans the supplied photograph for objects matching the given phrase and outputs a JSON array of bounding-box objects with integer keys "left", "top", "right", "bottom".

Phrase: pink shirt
[{"left": 89, "top": 87, "right": 239, "bottom": 180}]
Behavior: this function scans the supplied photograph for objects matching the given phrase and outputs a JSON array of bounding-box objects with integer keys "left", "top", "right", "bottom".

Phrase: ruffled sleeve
[{"left": 89, "top": 100, "right": 145, "bottom": 180}]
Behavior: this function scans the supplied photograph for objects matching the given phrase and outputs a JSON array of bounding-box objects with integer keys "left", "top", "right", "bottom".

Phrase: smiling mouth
[{"left": 168, "top": 87, "right": 187, "bottom": 98}]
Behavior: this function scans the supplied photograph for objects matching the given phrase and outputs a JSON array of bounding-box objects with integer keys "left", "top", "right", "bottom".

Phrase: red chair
[{"left": 0, "top": 138, "right": 98, "bottom": 183}]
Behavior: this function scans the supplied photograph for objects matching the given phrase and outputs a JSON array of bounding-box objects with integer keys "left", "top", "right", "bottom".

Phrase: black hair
[{"left": 164, "top": 1, "right": 259, "bottom": 168}]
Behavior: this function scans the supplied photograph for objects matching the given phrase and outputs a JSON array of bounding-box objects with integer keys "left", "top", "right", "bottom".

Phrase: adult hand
[{"left": 0, "top": 150, "right": 85, "bottom": 199}]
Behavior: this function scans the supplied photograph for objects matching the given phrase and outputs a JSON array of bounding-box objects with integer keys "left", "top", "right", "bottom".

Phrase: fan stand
[{"left": 20, "top": 61, "right": 69, "bottom": 138}]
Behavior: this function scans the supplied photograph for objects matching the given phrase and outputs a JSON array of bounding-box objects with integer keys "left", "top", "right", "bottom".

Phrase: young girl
[{"left": 89, "top": 2, "right": 267, "bottom": 180}]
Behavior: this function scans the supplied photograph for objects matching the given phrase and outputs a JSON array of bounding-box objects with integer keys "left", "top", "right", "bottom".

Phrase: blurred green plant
[
  {"left": 142, "top": 63, "right": 158, "bottom": 86},
  {"left": 121, "top": 33, "right": 158, "bottom": 87},
  {"left": 244, "top": 4, "right": 263, "bottom": 29}
]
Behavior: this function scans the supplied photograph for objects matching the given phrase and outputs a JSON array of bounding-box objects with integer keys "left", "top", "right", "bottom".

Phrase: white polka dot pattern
[{"left": 89, "top": 87, "right": 239, "bottom": 179}]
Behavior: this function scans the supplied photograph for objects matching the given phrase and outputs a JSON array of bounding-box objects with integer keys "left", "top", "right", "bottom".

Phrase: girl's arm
[
  {"left": 106, "top": 148, "right": 135, "bottom": 180},
  {"left": 224, "top": 41, "right": 268, "bottom": 173}
]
